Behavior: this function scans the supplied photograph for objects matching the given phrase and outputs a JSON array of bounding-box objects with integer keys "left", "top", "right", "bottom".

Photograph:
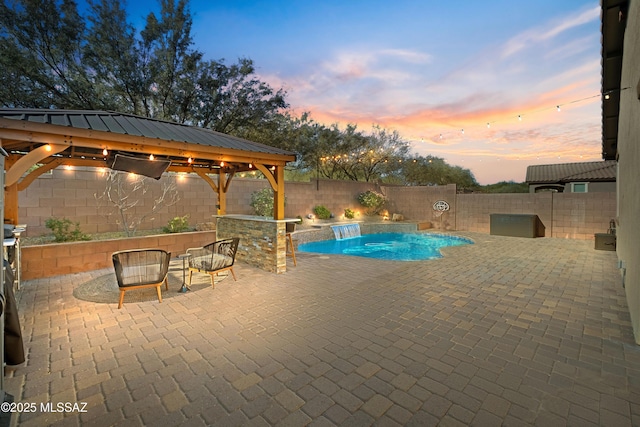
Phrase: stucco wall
[{"left": 616, "top": 0, "right": 640, "bottom": 343}]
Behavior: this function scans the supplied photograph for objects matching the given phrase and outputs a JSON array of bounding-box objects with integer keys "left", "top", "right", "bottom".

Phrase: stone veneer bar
[{"left": 215, "top": 215, "right": 299, "bottom": 274}]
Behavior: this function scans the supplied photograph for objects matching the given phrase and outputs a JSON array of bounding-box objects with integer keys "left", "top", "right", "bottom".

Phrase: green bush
[
  {"left": 45, "top": 217, "right": 91, "bottom": 242},
  {"left": 357, "top": 190, "right": 387, "bottom": 215},
  {"left": 250, "top": 188, "right": 276, "bottom": 217},
  {"left": 344, "top": 208, "right": 355, "bottom": 219},
  {"left": 313, "top": 205, "right": 331, "bottom": 220},
  {"left": 163, "top": 215, "right": 190, "bottom": 233}
]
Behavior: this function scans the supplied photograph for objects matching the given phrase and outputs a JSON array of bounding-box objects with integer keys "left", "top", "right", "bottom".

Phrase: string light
[
  {"left": 102, "top": 148, "right": 108, "bottom": 156},
  {"left": 425, "top": 88, "right": 629, "bottom": 142},
  {"left": 149, "top": 154, "right": 154, "bottom": 160},
  {"left": 187, "top": 157, "right": 193, "bottom": 164}
]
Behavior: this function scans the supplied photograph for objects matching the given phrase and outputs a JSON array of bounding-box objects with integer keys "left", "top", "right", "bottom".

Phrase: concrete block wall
[
  {"left": 16, "top": 168, "right": 615, "bottom": 241},
  {"left": 552, "top": 192, "right": 617, "bottom": 239},
  {"left": 455, "top": 192, "right": 616, "bottom": 238},
  {"left": 456, "top": 193, "right": 553, "bottom": 235},
  {"left": 382, "top": 184, "right": 457, "bottom": 230},
  {"left": 21, "top": 230, "right": 217, "bottom": 280}
]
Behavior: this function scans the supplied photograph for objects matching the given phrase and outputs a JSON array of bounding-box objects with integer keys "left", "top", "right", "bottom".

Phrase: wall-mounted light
[
  {"left": 45, "top": 144, "right": 52, "bottom": 152},
  {"left": 187, "top": 157, "right": 193, "bottom": 164},
  {"left": 103, "top": 148, "right": 108, "bottom": 156},
  {"left": 220, "top": 161, "right": 225, "bottom": 167},
  {"left": 149, "top": 154, "right": 154, "bottom": 160}
]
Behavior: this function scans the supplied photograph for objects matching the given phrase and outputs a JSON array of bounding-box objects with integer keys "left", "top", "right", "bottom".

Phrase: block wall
[
  {"left": 16, "top": 168, "right": 616, "bottom": 242},
  {"left": 21, "top": 230, "right": 216, "bottom": 280}
]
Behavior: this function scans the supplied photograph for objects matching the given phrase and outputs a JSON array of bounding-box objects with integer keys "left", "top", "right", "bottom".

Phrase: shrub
[
  {"left": 163, "top": 215, "right": 191, "bottom": 233},
  {"left": 357, "top": 190, "right": 387, "bottom": 215},
  {"left": 45, "top": 217, "right": 91, "bottom": 242},
  {"left": 313, "top": 205, "right": 331, "bottom": 220},
  {"left": 250, "top": 188, "right": 285, "bottom": 217},
  {"left": 344, "top": 208, "right": 355, "bottom": 219}
]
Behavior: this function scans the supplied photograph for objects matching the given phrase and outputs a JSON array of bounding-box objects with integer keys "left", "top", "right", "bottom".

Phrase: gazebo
[
  {"left": 0, "top": 109, "right": 298, "bottom": 275},
  {"left": 0, "top": 108, "right": 296, "bottom": 224}
]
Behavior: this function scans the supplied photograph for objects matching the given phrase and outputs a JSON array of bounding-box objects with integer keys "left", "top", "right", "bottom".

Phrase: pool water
[{"left": 297, "top": 232, "right": 473, "bottom": 261}]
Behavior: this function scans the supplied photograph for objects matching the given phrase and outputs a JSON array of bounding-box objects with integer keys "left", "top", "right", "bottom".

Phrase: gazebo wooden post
[
  {"left": 217, "top": 171, "right": 226, "bottom": 215},
  {"left": 273, "top": 165, "right": 285, "bottom": 220},
  {"left": 3, "top": 153, "right": 21, "bottom": 225}
]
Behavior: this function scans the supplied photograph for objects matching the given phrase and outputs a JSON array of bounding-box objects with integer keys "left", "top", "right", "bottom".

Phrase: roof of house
[
  {"left": 525, "top": 161, "right": 617, "bottom": 184},
  {"left": 0, "top": 108, "right": 294, "bottom": 157}
]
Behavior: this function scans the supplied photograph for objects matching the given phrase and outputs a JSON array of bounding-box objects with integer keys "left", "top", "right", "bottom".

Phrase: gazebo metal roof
[{"left": 0, "top": 108, "right": 296, "bottom": 222}]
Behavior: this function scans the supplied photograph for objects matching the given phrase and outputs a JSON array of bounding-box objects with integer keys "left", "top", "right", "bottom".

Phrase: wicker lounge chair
[
  {"left": 186, "top": 238, "right": 239, "bottom": 288},
  {"left": 111, "top": 249, "right": 171, "bottom": 309}
]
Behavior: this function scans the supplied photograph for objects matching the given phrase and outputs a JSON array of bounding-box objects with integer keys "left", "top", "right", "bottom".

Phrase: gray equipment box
[
  {"left": 594, "top": 233, "right": 616, "bottom": 251},
  {"left": 490, "top": 214, "right": 545, "bottom": 238}
]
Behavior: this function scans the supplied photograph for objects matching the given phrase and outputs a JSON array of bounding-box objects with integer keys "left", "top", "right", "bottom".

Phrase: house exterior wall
[{"left": 616, "top": 0, "right": 640, "bottom": 343}]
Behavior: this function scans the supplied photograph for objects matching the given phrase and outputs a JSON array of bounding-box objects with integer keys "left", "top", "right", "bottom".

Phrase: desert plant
[
  {"left": 357, "top": 190, "right": 387, "bottom": 215},
  {"left": 313, "top": 205, "right": 331, "bottom": 220},
  {"left": 163, "top": 215, "right": 191, "bottom": 233},
  {"left": 45, "top": 217, "right": 91, "bottom": 242},
  {"left": 344, "top": 208, "right": 355, "bottom": 219}
]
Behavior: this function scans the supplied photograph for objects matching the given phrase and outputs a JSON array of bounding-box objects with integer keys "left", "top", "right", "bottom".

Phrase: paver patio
[{"left": 5, "top": 232, "right": 640, "bottom": 426}]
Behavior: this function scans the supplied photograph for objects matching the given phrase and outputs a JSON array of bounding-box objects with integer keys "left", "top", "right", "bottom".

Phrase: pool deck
[{"left": 5, "top": 232, "right": 640, "bottom": 426}]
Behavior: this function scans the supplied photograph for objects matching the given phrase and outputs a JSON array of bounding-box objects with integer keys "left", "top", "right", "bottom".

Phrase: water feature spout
[{"left": 331, "top": 223, "right": 361, "bottom": 239}]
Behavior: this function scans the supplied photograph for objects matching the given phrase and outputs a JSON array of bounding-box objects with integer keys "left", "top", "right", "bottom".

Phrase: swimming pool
[{"left": 297, "top": 232, "right": 473, "bottom": 261}]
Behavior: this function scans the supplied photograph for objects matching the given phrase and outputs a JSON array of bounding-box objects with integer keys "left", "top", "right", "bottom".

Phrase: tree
[
  {"left": 402, "top": 155, "right": 478, "bottom": 190},
  {"left": 0, "top": 0, "right": 96, "bottom": 108},
  {"left": 0, "top": 0, "right": 287, "bottom": 133}
]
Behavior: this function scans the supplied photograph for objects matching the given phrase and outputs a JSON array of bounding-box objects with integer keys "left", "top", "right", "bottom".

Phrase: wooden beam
[
  {"left": 0, "top": 125, "right": 296, "bottom": 165},
  {"left": 17, "top": 158, "right": 64, "bottom": 191},
  {"left": 5, "top": 143, "right": 67, "bottom": 187},
  {"left": 254, "top": 163, "right": 277, "bottom": 190}
]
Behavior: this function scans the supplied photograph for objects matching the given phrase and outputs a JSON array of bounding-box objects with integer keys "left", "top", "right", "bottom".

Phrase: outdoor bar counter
[{"left": 214, "top": 215, "right": 299, "bottom": 274}]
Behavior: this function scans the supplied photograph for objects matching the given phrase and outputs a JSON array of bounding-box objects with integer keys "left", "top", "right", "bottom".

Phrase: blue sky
[{"left": 127, "top": 0, "right": 603, "bottom": 184}]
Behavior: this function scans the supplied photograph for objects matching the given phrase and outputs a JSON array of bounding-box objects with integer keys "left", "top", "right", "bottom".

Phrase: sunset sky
[{"left": 128, "top": 0, "right": 603, "bottom": 184}]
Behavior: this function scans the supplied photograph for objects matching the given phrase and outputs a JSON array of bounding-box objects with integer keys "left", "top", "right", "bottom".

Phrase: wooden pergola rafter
[{"left": 0, "top": 109, "right": 296, "bottom": 225}]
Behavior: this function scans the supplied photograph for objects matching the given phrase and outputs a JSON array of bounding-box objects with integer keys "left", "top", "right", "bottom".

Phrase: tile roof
[
  {"left": 0, "top": 109, "right": 295, "bottom": 157},
  {"left": 525, "top": 161, "right": 617, "bottom": 184}
]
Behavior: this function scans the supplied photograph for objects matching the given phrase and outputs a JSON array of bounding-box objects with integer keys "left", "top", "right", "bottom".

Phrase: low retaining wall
[{"left": 21, "top": 230, "right": 217, "bottom": 280}]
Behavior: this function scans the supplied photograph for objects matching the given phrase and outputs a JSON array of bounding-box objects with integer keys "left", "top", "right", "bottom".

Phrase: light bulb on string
[{"left": 556, "top": 105, "right": 561, "bottom": 112}]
